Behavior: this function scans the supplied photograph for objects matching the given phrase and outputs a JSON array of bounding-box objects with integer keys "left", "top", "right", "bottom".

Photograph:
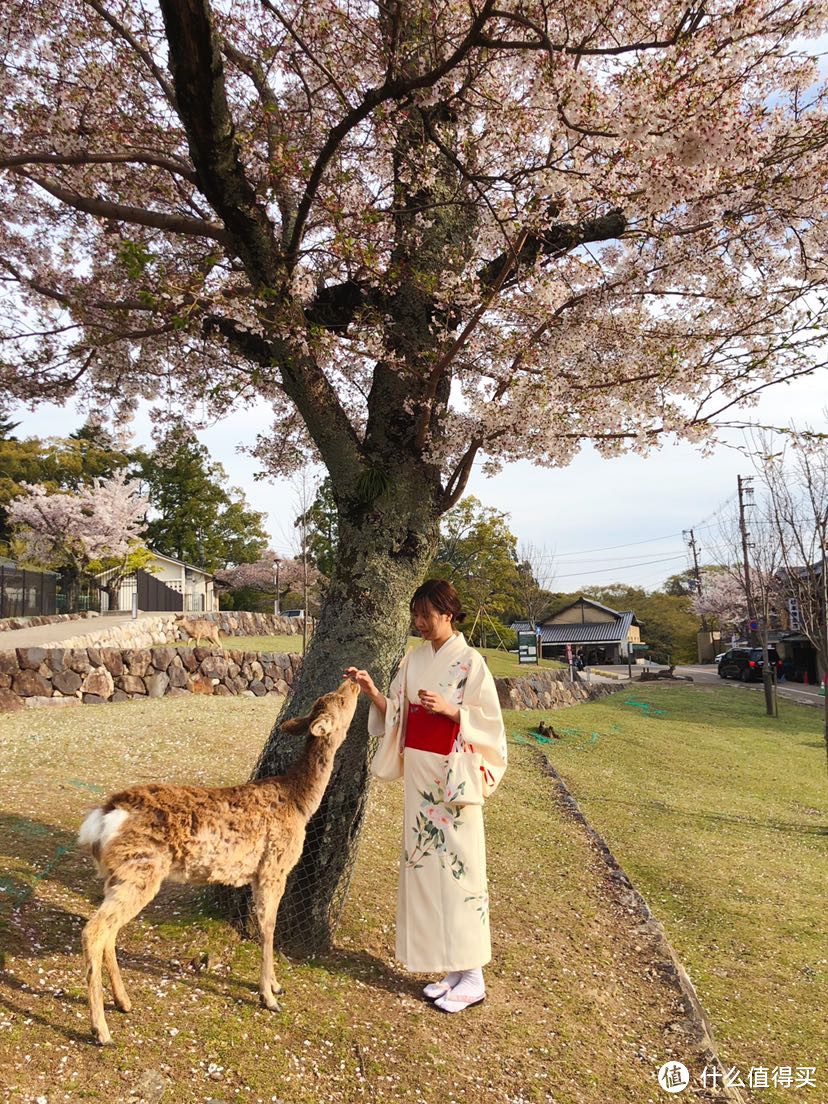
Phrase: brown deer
[
  {"left": 178, "top": 616, "right": 222, "bottom": 648},
  {"left": 78, "top": 678, "right": 360, "bottom": 1045}
]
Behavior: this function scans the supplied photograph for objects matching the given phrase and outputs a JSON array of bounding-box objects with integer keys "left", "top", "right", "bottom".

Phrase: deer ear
[
  {"left": 309, "top": 713, "right": 335, "bottom": 737},
  {"left": 280, "top": 714, "right": 310, "bottom": 735}
]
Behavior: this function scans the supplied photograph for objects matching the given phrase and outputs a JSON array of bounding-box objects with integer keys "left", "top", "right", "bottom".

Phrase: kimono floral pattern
[
  {"left": 439, "top": 659, "right": 471, "bottom": 705},
  {"left": 405, "top": 768, "right": 467, "bottom": 878}
]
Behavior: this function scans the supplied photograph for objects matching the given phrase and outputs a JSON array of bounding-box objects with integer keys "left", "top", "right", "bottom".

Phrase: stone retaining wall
[
  {"left": 496, "top": 668, "right": 617, "bottom": 709},
  {"left": 0, "top": 644, "right": 299, "bottom": 712},
  {"left": 35, "top": 610, "right": 304, "bottom": 650},
  {"left": 0, "top": 648, "right": 615, "bottom": 713}
]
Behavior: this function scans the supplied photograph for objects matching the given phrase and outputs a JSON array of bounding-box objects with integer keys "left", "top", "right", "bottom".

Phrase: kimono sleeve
[
  {"left": 455, "top": 652, "right": 508, "bottom": 799},
  {"left": 368, "top": 654, "right": 407, "bottom": 781}
]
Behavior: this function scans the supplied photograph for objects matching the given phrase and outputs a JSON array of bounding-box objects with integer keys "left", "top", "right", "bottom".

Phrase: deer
[
  {"left": 77, "top": 677, "right": 360, "bottom": 1045},
  {"left": 178, "top": 616, "right": 222, "bottom": 648}
]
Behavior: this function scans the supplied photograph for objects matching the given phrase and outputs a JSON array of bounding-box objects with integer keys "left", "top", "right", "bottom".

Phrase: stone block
[
  {"left": 227, "top": 662, "right": 240, "bottom": 678},
  {"left": 100, "top": 650, "right": 124, "bottom": 677},
  {"left": 214, "top": 683, "right": 232, "bottom": 696},
  {"left": 283, "top": 666, "right": 294, "bottom": 685},
  {"left": 200, "top": 656, "right": 228, "bottom": 680},
  {"left": 167, "top": 687, "right": 191, "bottom": 698},
  {"left": 145, "top": 672, "right": 170, "bottom": 698},
  {"left": 52, "top": 669, "right": 82, "bottom": 695},
  {"left": 0, "top": 651, "right": 20, "bottom": 677},
  {"left": 0, "top": 674, "right": 9, "bottom": 689},
  {"left": 46, "top": 649, "right": 66, "bottom": 672},
  {"left": 83, "top": 693, "right": 106, "bottom": 705},
  {"left": 248, "top": 660, "right": 264, "bottom": 680},
  {"left": 26, "top": 695, "right": 80, "bottom": 708},
  {"left": 16, "top": 647, "right": 47, "bottom": 670},
  {"left": 125, "top": 648, "right": 152, "bottom": 677},
  {"left": 65, "top": 648, "right": 92, "bottom": 674},
  {"left": 249, "top": 679, "right": 267, "bottom": 696},
  {"left": 177, "top": 648, "right": 198, "bottom": 672},
  {"left": 111, "top": 690, "right": 129, "bottom": 703},
  {"left": 87, "top": 647, "right": 103, "bottom": 667},
  {"left": 151, "top": 646, "right": 175, "bottom": 670},
  {"left": 263, "top": 676, "right": 274, "bottom": 690},
  {"left": 168, "top": 665, "right": 189, "bottom": 689},
  {"left": 81, "top": 668, "right": 114, "bottom": 699},
  {"left": 13, "top": 669, "right": 51, "bottom": 696},
  {"left": 0, "top": 689, "right": 24, "bottom": 711},
  {"left": 274, "top": 679, "right": 290, "bottom": 696},
  {"left": 117, "top": 674, "right": 147, "bottom": 694}
]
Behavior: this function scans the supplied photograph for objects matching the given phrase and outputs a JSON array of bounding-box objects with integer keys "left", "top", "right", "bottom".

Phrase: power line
[{"left": 553, "top": 553, "right": 688, "bottom": 579}]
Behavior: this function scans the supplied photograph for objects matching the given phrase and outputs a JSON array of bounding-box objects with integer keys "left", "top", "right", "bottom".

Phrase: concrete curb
[{"left": 537, "top": 750, "right": 749, "bottom": 1104}]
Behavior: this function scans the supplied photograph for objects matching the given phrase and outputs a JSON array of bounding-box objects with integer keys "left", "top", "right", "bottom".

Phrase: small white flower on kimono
[{"left": 422, "top": 803, "right": 454, "bottom": 830}]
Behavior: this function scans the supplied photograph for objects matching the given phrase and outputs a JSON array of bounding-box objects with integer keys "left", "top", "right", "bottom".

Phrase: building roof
[
  {"left": 145, "top": 549, "right": 214, "bottom": 578},
  {"left": 545, "top": 596, "right": 641, "bottom": 626},
  {"left": 513, "top": 612, "right": 635, "bottom": 645}
]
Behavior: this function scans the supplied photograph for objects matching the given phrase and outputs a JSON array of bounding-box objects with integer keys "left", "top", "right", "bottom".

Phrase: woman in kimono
[{"left": 345, "top": 579, "right": 507, "bottom": 1013}]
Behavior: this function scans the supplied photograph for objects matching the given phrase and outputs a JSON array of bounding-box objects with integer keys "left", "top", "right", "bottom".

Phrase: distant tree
[
  {"left": 295, "top": 477, "right": 338, "bottom": 579},
  {"left": 758, "top": 433, "right": 828, "bottom": 758},
  {"left": 136, "top": 428, "right": 268, "bottom": 571},
  {"left": 8, "top": 470, "right": 150, "bottom": 607},
  {"left": 216, "top": 553, "right": 322, "bottom": 607},
  {"left": 691, "top": 571, "right": 749, "bottom": 630},
  {"left": 0, "top": 427, "right": 131, "bottom": 548},
  {"left": 514, "top": 542, "right": 556, "bottom": 626},
  {"left": 429, "top": 496, "right": 522, "bottom": 638}
]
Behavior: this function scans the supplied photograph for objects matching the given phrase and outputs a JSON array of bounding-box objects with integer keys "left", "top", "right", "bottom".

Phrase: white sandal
[{"left": 434, "top": 989, "right": 486, "bottom": 1013}]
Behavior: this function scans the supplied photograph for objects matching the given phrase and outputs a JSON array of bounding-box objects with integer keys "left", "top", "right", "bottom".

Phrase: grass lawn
[
  {"left": 504, "top": 685, "right": 828, "bottom": 1104},
  {"left": 178, "top": 633, "right": 305, "bottom": 653},
  {"left": 0, "top": 695, "right": 711, "bottom": 1104}
]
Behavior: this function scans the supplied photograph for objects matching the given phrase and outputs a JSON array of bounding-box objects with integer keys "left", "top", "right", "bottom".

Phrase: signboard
[
  {"left": 749, "top": 619, "right": 759, "bottom": 632},
  {"left": 518, "top": 631, "right": 538, "bottom": 665}
]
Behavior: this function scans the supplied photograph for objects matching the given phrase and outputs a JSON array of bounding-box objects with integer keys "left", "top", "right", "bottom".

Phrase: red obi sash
[{"left": 404, "top": 702, "right": 460, "bottom": 754}]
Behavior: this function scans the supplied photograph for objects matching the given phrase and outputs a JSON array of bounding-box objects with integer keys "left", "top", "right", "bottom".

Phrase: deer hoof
[
  {"left": 260, "top": 992, "right": 283, "bottom": 1012},
  {"left": 93, "top": 1028, "right": 114, "bottom": 1046}
]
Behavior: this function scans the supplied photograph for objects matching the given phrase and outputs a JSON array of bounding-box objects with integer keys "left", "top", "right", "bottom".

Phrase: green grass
[
  {"left": 402, "top": 636, "right": 564, "bottom": 676},
  {"left": 505, "top": 685, "right": 828, "bottom": 1104},
  {"left": 177, "top": 632, "right": 304, "bottom": 653},
  {"left": 0, "top": 694, "right": 713, "bottom": 1103}
]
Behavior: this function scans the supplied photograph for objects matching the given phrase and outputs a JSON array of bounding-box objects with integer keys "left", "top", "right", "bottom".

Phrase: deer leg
[
  {"left": 252, "top": 873, "right": 287, "bottom": 1010},
  {"left": 82, "top": 859, "right": 167, "bottom": 1045},
  {"left": 103, "top": 936, "right": 131, "bottom": 1013}
]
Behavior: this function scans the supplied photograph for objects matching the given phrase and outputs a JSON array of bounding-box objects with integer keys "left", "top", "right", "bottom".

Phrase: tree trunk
[
  {"left": 222, "top": 478, "right": 439, "bottom": 955},
  {"left": 105, "top": 581, "right": 120, "bottom": 612}
]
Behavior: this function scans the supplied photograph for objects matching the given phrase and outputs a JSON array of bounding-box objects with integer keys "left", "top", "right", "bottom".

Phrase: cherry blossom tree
[
  {"left": 692, "top": 570, "right": 748, "bottom": 631},
  {"left": 215, "top": 551, "right": 323, "bottom": 603},
  {"left": 8, "top": 469, "right": 150, "bottom": 608},
  {"left": 3, "top": 0, "right": 828, "bottom": 948}
]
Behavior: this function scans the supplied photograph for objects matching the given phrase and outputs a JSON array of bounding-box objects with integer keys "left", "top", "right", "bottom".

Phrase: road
[
  {"left": 675, "top": 663, "right": 825, "bottom": 709},
  {"left": 589, "top": 662, "right": 825, "bottom": 710}
]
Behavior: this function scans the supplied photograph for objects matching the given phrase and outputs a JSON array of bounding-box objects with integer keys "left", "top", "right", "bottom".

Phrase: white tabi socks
[
  {"left": 433, "top": 968, "right": 485, "bottom": 1013},
  {"left": 422, "top": 971, "right": 462, "bottom": 1000}
]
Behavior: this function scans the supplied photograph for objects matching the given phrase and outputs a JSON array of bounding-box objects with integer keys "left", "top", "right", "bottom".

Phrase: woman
[{"left": 345, "top": 579, "right": 507, "bottom": 1013}]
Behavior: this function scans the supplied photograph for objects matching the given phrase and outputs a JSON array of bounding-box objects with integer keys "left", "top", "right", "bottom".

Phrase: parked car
[
  {"left": 713, "top": 651, "right": 727, "bottom": 664},
  {"left": 718, "top": 647, "right": 782, "bottom": 681}
]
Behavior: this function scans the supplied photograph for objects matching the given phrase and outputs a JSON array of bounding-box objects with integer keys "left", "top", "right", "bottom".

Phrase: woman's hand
[
  {"left": 344, "top": 667, "right": 377, "bottom": 696},
  {"left": 418, "top": 689, "right": 459, "bottom": 721}
]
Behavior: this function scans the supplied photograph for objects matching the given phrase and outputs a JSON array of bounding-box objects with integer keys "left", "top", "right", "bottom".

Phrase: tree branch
[
  {"left": 158, "top": 0, "right": 282, "bottom": 284},
  {"left": 17, "top": 171, "right": 232, "bottom": 244},
  {"left": 285, "top": 0, "right": 498, "bottom": 261},
  {"left": 1, "top": 150, "right": 198, "bottom": 184},
  {"left": 82, "top": 0, "right": 179, "bottom": 111}
]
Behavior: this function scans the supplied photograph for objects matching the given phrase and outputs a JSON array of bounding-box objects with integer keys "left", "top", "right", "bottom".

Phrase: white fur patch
[{"left": 78, "top": 807, "right": 129, "bottom": 851}]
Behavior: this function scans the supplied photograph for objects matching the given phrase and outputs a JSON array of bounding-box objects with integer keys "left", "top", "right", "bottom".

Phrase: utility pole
[
  {"left": 738, "top": 474, "right": 776, "bottom": 716},
  {"left": 737, "top": 475, "right": 757, "bottom": 643},
  {"left": 684, "top": 528, "right": 707, "bottom": 630}
]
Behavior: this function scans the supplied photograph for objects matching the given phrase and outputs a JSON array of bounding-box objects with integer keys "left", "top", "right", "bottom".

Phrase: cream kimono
[{"left": 368, "top": 633, "right": 507, "bottom": 973}]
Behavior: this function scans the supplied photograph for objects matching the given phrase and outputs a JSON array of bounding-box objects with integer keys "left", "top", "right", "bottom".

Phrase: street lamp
[{"left": 273, "top": 557, "right": 281, "bottom": 617}]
